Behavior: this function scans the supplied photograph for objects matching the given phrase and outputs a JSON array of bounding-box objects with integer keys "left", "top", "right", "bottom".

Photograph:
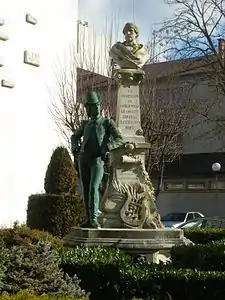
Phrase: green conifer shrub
[
  {"left": 27, "top": 146, "right": 85, "bottom": 237},
  {"left": 2, "top": 241, "right": 87, "bottom": 298},
  {"left": 44, "top": 146, "right": 76, "bottom": 194}
]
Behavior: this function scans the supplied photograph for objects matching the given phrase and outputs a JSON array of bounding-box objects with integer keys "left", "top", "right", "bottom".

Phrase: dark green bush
[
  {"left": 0, "top": 222, "right": 62, "bottom": 249},
  {"left": 27, "top": 146, "right": 85, "bottom": 237},
  {"left": 60, "top": 245, "right": 225, "bottom": 300},
  {"left": 184, "top": 228, "right": 225, "bottom": 244},
  {"left": 44, "top": 146, "right": 77, "bottom": 194},
  {"left": 171, "top": 239, "right": 225, "bottom": 271},
  {"left": 2, "top": 241, "right": 87, "bottom": 298},
  {"left": 0, "top": 245, "right": 6, "bottom": 292},
  {"left": 27, "top": 194, "right": 85, "bottom": 238},
  {"left": 0, "top": 290, "right": 88, "bottom": 299}
]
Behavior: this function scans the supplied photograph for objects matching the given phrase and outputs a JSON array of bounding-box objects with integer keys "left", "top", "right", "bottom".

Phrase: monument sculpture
[
  {"left": 110, "top": 22, "right": 149, "bottom": 71},
  {"left": 71, "top": 91, "right": 124, "bottom": 228},
  {"left": 99, "top": 22, "right": 163, "bottom": 229},
  {"left": 65, "top": 23, "right": 192, "bottom": 263}
]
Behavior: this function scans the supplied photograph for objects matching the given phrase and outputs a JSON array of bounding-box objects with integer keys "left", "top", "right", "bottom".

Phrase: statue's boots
[
  {"left": 80, "top": 202, "right": 91, "bottom": 228},
  {"left": 80, "top": 219, "right": 91, "bottom": 228},
  {"left": 90, "top": 218, "right": 101, "bottom": 229},
  {"left": 81, "top": 217, "right": 101, "bottom": 229},
  {"left": 90, "top": 207, "right": 101, "bottom": 229}
]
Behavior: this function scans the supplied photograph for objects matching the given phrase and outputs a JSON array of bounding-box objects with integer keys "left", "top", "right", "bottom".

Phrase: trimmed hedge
[
  {"left": 60, "top": 246, "right": 225, "bottom": 300},
  {"left": 27, "top": 146, "right": 85, "bottom": 238},
  {"left": 0, "top": 222, "right": 62, "bottom": 249},
  {"left": 184, "top": 228, "right": 225, "bottom": 244},
  {"left": 171, "top": 239, "right": 225, "bottom": 271},
  {"left": 0, "top": 290, "right": 88, "bottom": 299},
  {"left": 27, "top": 194, "right": 85, "bottom": 238}
]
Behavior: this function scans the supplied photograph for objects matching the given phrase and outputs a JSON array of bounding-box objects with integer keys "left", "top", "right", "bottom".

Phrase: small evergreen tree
[
  {"left": 44, "top": 146, "right": 76, "bottom": 194},
  {"left": 27, "top": 146, "right": 85, "bottom": 237},
  {"left": 2, "top": 241, "right": 87, "bottom": 297}
]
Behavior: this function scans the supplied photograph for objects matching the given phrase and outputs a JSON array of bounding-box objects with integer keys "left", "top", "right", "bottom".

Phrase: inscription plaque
[
  {"left": 24, "top": 50, "right": 40, "bottom": 67},
  {"left": 116, "top": 85, "right": 141, "bottom": 136},
  {"left": 117, "top": 169, "right": 139, "bottom": 184}
]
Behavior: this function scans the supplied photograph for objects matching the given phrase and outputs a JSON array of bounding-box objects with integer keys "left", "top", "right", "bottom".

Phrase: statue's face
[
  {"left": 124, "top": 27, "right": 137, "bottom": 43},
  {"left": 86, "top": 104, "right": 100, "bottom": 118}
]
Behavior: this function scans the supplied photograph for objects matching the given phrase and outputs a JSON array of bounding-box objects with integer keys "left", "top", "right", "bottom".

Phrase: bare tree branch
[
  {"left": 140, "top": 68, "right": 195, "bottom": 196},
  {"left": 48, "top": 22, "right": 118, "bottom": 147},
  {"left": 160, "top": 0, "right": 225, "bottom": 145}
]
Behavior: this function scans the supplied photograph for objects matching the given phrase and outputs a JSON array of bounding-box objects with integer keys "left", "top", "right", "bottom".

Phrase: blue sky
[{"left": 78, "top": 0, "right": 178, "bottom": 44}]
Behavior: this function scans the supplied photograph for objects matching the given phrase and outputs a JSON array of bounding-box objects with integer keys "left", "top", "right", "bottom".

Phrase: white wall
[
  {"left": 157, "top": 192, "right": 225, "bottom": 218},
  {"left": 0, "top": 0, "right": 78, "bottom": 226}
]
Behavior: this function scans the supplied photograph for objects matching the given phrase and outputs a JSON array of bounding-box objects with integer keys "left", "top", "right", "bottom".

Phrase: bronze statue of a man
[
  {"left": 110, "top": 22, "right": 149, "bottom": 70},
  {"left": 71, "top": 91, "right": 124, "bottom": 228}
]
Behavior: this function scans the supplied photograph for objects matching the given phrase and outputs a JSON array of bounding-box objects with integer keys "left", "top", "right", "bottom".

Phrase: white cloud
[{"left": 78, "top": 0, "right": 177, "bottom": 44}]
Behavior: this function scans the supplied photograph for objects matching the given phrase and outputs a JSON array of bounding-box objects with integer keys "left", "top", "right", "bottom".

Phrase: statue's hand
[{"left": 102, "top": 151, "right": 109, "bottom": 162}]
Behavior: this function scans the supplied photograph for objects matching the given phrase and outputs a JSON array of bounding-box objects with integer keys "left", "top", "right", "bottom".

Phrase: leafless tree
[
  {"left": 159, "top": 0, "right": 225, "bottom": 143},
  {"left": 141, "top": 70, "right": 195, "bottom": 197},
  {"left": 48, "top": 20, "right": 119, "bottom": 147}
]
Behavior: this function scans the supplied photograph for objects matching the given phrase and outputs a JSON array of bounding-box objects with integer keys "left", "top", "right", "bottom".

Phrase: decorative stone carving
[
  {"left": 1, "top": 80, "right": 15, "bottom": 89},
  {"left": 25, "top": 14, "right": 38, "bottom": 25},
  {"left": 23, "top": 51, "right": 40, "bottom": 67},
  {"left": 114, "top": 69, "right": 145, "bottom": 86},
  {"left": 101, "top": 141, "right": 163, "bottom": 229}
]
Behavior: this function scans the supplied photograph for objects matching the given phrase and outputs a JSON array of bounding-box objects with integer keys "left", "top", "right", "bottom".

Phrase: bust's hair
[{"left": 123, "top": 22, "right": 139, "bottom": 37}]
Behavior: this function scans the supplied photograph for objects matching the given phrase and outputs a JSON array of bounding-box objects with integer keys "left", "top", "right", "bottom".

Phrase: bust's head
[{"left": 123, "top": 22, "right": 139, "bottom": 44}]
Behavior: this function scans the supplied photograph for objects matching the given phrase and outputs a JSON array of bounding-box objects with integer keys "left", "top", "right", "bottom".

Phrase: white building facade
[{"left": 0, "top": 0, "right": 79, "bottom": 226}]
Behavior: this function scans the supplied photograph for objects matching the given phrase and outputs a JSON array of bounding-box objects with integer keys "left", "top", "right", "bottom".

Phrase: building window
[
  {"left": 209, "top": 181, "right": 225, "bottom": 190},
  {"left": 164, "top": 182, "right": 184, "bottom": 190},
  {"left": 187, "top": 182, "right": 206, "bottom": 190}
]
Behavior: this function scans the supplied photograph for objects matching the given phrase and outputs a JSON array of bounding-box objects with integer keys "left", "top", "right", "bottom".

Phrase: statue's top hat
[{"left": 84, "top": 91, "right": 100, "bottom": 106}]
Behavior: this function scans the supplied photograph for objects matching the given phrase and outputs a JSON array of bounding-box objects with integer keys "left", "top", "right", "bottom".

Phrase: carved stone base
[
  {"left": 101, "top": 142, "right": 163, "bottom": 229},
  {"left": 114, "top": 68, "right": 145, "bottom": 86},
  {"left": 63, "top": 227, "right": 193, "bottom": 262}
]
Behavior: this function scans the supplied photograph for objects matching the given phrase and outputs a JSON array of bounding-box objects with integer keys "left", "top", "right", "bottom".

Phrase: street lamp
[
  {"left": 212, "top": 162, "right": 221, "bottom": 173},
  {"left": 212, "top": 162, "right": 221, "bottom": 190}
]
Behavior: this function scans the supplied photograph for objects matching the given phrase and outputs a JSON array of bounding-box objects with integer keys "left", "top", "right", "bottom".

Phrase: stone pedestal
[
  {"left": 100, "top": 69, "right": 163, "bottom": 229},
  {"left": 64, "top": 227, "right": 192, "bottom": 262}
]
